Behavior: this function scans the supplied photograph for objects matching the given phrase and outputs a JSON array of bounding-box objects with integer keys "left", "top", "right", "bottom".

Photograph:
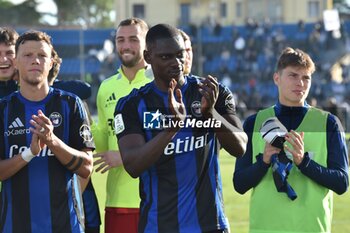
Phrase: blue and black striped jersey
[
  {"left": 115, "top": 75, "right": 236, "bottom": 233},
  {"left": 0, "top": 87, "right": 95, "bottom": 233}
]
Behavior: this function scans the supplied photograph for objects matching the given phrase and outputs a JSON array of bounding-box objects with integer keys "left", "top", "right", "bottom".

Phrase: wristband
[{"left": 21, "top": 148, "right": 37, "bottom": 162}]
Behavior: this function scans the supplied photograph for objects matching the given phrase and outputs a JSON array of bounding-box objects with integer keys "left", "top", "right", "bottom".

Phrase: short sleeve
[
  {"left": 114, "top": 97, "right": 144, "bottom": 141},
  {"left": 214, "top": 84, "right": 236, "bottom": 115},
  {"left": 69, "top": 97, "right": 95, "bottom": 150}
]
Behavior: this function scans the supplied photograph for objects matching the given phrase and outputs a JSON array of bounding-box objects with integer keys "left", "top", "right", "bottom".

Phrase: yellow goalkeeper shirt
[{"left": 93, "top": 66, "right": 153, "bottom": 208}]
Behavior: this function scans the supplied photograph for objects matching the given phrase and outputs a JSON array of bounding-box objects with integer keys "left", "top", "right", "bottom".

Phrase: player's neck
[
  {"left": 20, "top": 82, "right": 50, "bottom": 101},
  {"left": 122, "top": 61, "right": 147, "bottom": 82}
]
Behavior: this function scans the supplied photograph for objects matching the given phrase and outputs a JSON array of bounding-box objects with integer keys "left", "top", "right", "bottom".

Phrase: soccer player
[
  {"left": 114, "top": 24, "right": 247, "bottom": 233},
  {"left": 47, "top": 47, "right": 101, "bottom": 233},
  {"left": 0, "top": 27, "right": 18, "bottom": 98},
  {"left": 0, "top": 26, "right": 100, "bottom": 233},
  {"left": 0, "top": 26, "right": 19, "bottom": 223},
  {"left": 233, "top": 47, "right": 349, "bottom": 233},
  {"left": 179, "top": 29, "right": 193, "bottom": 75},
  {"left": 92, "top": 18, "right": 152, "bottom": 233},
  {"left": 0, "top": 30, "right": 94, "bottom": 233}
]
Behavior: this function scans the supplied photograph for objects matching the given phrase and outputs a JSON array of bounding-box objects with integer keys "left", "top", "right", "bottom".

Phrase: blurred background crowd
[{"left": 3, "top": 0, "right": 350, "bottom": 130}]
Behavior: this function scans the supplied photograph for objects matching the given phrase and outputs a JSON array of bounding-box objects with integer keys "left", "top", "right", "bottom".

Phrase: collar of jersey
[
  {"left": 17, "top": 87, "right": 54, "bottom": 106},
  {"left": 151, "top": 76, "right": 189, "bottom": 97},
  {"left": 117, "top": 65, "right": 152, "bottom": 84},
  {"left": 274, "top": 101, "right": 309, "bottom": 117}
]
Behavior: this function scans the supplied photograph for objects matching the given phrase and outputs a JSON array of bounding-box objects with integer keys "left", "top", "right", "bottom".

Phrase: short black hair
[
  {"left": 146, "top": 24, "right": 180, "bottom": 50},
  {"left": 178, "top": 29, "right": 190, "bottom": 42}
]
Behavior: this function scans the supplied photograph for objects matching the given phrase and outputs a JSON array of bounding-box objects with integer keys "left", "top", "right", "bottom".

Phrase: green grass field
[{"left": 92, "top": 150, "right": 350, "bottom": 233}]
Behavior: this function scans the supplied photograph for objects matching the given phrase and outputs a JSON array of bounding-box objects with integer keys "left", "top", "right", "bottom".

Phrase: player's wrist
[
  {"left": 202, "top": 108, "right": 215, "bottom": 119},
  {"left": 21, "top": 148, "right": 38, "bottom": 162},
  {"left": 45, "top": 134, "right": 58, "bottom": 148}
]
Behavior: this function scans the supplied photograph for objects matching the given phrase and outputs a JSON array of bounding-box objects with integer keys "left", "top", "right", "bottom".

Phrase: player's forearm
[
  {"left": 0, "top": 155, "right": 28, "bottom": 181},
  {"left": 298, "top": 156, "right": 349, "bottom": 194},
  {"left": 218, "top": 130, "right": 247, "bottom": 157},
  {"left": 234, "top": 154, "right": 270, "bottom": 194},
  {"left": 119, "top": 129, "right": 178, "bottom": 178},
  {"left": 46, "top": 135, "right": 93, "bottom": 178},
  {"left": 79, "top": 176, "right": 90, "bottom": 192},
  {"left": 207, "top": 110, "right": 247, "bottom": 157}
]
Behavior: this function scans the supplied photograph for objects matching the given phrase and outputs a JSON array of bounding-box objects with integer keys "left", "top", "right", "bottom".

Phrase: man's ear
[
  {"left": 144, "top": 50, "right": 151, "bottom": 64},
  {"left": 273, "top": 72, "right": 279, "bottom": 85},
  {"left": 13, "top": 57, "right": 18, "bottom": 70}
]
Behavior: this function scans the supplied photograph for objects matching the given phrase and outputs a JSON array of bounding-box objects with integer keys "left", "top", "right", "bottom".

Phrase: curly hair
[
  {"left": 48, "top": 48, "right": 62, "bottom": 84},
  {"left": 0, "top": 27, "right": 18, "bottom": 46}
]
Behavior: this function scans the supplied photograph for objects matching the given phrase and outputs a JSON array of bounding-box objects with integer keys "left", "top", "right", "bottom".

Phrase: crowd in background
[
  {"left": 178, "top": 19, "right": 350, "bottom": 127},
  {"left": 85, "top": 18, "right": 350, "bottom": 130}
]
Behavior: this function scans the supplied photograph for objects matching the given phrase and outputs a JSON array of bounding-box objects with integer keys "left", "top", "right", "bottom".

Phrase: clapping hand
[
  {"left": 168, "top": 78, "right": 186, "bottom": 124},
  {"left": 198, "top": 75, "right": 219, "bottom": 117},
  {"left": 29, "top": 109, "right": 54, "bottom": 153}
]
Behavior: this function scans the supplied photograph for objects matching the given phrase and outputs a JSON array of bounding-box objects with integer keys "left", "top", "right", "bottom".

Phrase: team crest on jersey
[
  {"left": 49, "top": 112, "right": 62, "bottom": 127},
  {"left": 79, "top": 124, "right": 93, "bottom": 142},
  {"left": 191, "top": 101, "right": 202, "bottom": 117}
]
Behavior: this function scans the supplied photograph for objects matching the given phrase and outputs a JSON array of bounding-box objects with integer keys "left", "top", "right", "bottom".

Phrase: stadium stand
[{"left": 16, "top": 20, "right": 350, "bottom": 129}]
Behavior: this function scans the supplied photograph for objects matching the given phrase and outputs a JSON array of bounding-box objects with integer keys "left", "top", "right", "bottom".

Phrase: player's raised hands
[
  {"left": 168, "top": 78, "right": 187, "bottom": 124},
  {"left": 198, "top": 75, "right": 219, "bottom": 117},
  {"left": 29, "top": 109, "right": 55, "bottom": 146}
]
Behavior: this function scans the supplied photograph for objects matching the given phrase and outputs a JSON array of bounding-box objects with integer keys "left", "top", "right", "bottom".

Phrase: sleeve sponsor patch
[{"left": 114, "top": 113, "right": 125, "bottom": 134}]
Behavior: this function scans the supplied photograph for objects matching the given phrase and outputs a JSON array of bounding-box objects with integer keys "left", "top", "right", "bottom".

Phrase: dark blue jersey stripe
[
  {"left": 29, "top": 158, "right": 53, "bottom": 233},
  {"left": 174, "top": 130, "right": 201, "bottom": 233},
  {"left": 12, "top": 168, "right": 31, "bottom": 233},
  {"left": 62, "top": 98, "right": 70, "bottom": 143},
  {"left": 10, "top": 100, "right": 31, "bottom": 233},
  {"left": 2, "top": 181, "right": 13, "bottom": 233},
  {"left": 26, "top": 101, "right": 53, "bottom": 233},
  {"left": 139, "top": 170, "right": 153, "bottom": 233},
  {"left": 83, "top": 180, "right": 101, "bottom": 227},
  {"left": 156, "top": 149, "right": 180, "bottom": 233},
  {"left": 144, "top": 168, "right": 160, "bottom": 233},
  {"left": 1, "top": 100, "right": 10, "bottom": 232}
]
